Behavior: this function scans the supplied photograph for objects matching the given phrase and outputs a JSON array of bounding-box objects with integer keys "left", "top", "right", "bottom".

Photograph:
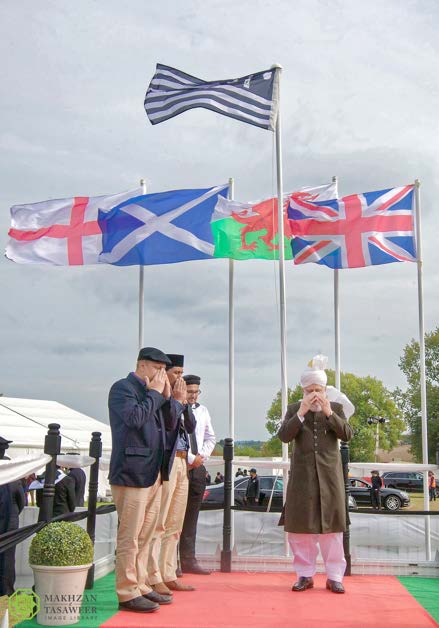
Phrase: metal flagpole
[
  {"left": 138, "top": 178, "right": 147, "bottom": 350},
  {"left": 272, "top": 64, "right": 289, "bottom": 555},
  {"left": 228, "top": 178, "right": 235, "bottom": 550},
  {"left": 333, "top": 176, "right": 341, "bottom": 391},
  {"left": 414, "top": 179, "right": 431, "bottom": 560},
  {"left": 332, "top": 175, "right": 352, "bottom": 573}
]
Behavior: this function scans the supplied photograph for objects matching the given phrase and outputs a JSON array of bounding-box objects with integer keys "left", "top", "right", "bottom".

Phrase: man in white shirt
[{"left": 180, "top": 374, "right": 216, "bottom": 575}]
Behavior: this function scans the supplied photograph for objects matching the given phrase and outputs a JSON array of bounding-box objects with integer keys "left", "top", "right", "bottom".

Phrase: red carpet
[{"left": 101, "top": 572, "right": 438, "bottom": 628}]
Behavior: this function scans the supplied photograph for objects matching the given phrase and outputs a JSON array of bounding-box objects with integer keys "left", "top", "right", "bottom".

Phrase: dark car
[
  {"left": 381, "top": 471, "right": 424, "bottom": 492},
  {"left": 202, "top": 476, "right": 283, "bottom": 512},
  {"left": 202, "top": 475, "right": 357, "bottom": 512},
  {"left": 348, "top": 477, "right": 410, "bottom": 511}
]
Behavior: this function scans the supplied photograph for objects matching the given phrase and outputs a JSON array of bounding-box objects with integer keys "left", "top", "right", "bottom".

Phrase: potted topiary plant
[{"left": 29, "top": 521, "right": 93, "bottom": 626}]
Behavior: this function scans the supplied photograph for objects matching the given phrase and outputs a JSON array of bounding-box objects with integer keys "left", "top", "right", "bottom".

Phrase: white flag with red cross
[{"left": 5, "top": 188, "right": 142, "bottom": 265}]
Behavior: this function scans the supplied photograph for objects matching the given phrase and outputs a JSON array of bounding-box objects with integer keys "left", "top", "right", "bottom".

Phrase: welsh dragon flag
[{"left": 211, "top": 182, "right": 337, "bottom": 260}]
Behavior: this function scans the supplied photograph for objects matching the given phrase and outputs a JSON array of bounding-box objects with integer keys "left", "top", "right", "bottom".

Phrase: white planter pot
[{"left": 30, "top": 563, "right": 92, "bottom": 626}]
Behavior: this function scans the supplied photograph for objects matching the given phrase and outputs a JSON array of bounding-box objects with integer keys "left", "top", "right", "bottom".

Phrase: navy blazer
[
  {"left": 108, "top": 373, "right": 183, "bottom": 488},
  {"left": 162, "top": 405, "right": 196, "bottom": 481}
]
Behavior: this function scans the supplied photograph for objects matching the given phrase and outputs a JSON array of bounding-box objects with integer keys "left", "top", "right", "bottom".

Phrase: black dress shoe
[
  {"left": 292, "top": 576, "right": 314, "bottom": 591},
  {"left": 326, "top": 579, "right": 345, "bottom": 594},
  {"left": 143, "top": 591, "right": 172, "bottom": 605},
  {"left": 181, "top": 560, "right": 212, "bottom": 575},
  {"left": 118, "top": 596, "right": 159, "bottom": 613}
]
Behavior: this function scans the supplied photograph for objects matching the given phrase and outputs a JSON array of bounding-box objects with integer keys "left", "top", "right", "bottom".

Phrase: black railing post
[
  {"left": 85, "top": 432, "right": 102, "bottom": 589},
  {"left": 38, "top": 424, "right": 61, "bottom": 522},
  {"left": 340, "top": 440, "right": 351, "bottom": 576},
  {"left": 221, "top": 437, "right": 233, "bottom": 572}
]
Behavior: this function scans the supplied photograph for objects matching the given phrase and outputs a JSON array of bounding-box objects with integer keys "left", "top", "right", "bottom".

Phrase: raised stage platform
[{"left": 17, "top": 571, "right": 439, "bottom": 628}]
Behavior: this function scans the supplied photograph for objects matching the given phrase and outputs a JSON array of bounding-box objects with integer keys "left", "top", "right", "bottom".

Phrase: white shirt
[{"left": 187, "top": 403, "right": 216, "bottom": 465}]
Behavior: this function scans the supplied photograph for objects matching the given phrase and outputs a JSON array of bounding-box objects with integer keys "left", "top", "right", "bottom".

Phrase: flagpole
[
  {"left": 414, "top": 179, "right": 431, "bottom": 561},
  {"left": 228, "top": 178, "right": 235, "bottom": 444},
  {"left": 272, "top": 64, "right": 289, "bottom": 555},
  {"left": 333, "top": 176, "right": 341, "bottom": 391},
  {"left": 138, "top": 178, "right": 146, "bottom": 350},
  {"left": 228, "top": 178, "right": 235, "bottom": 551}
]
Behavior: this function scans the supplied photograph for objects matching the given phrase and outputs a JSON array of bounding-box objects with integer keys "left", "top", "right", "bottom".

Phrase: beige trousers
[
  {"left": 111, "top": 476, "right": 162, "bottom": 602},
  {"left": 148, "top": 456, "right": 189, "bottom": 584}
]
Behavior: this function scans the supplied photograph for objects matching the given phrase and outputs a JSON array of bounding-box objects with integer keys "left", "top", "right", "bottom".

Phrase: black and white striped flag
[{"left": 144, "top": 64, "right": 279, "bottom": 131}]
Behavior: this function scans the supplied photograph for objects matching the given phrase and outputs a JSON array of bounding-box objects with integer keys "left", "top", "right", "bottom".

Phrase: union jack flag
[{"left": 288, "top": 185, "right": 416, "bottom": 269}]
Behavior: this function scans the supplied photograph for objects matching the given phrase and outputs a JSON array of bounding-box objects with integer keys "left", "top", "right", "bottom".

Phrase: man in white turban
[{"left": 278, "top": 355, "right": 354, "bottom": 594}]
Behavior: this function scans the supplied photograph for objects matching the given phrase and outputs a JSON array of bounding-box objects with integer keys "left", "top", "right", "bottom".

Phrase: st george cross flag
[
  {"left": 6, "top": 188, "right": 142, "bottom": 265},
  {"left": 211, "top": 182, "right": 337, "bottom": 260},
  {"left": 288, "top": 185, "right": 416, "bottom": 269},
  {"left": 98, "top": 185, "right": 229, "bottom": 266},
  {"left": 144, "top": 63, "right": 279, "bottom": 131}
]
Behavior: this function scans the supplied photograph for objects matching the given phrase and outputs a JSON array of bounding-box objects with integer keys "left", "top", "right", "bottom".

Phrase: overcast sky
[{"left": 1, "top": 1, "right": 439, "bottom": 441}]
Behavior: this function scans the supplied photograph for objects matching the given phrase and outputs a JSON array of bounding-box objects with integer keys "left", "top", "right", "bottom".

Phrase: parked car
[
  {"left": 381, "top": 471, "right": 424, "bottom": 492},
  {"left": 201, "top": 476, "right": 283, "bottom": 511},
  {"left": 202, "top": 475, "right": 357, "bottom": 512},
  {"left": 349, "top": 477, "right": 410, "bottom": 510}
]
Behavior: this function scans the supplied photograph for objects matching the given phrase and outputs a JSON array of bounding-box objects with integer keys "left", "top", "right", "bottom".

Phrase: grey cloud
[{"left": 1, "top": 0, "right": 439, "bottom": 440}]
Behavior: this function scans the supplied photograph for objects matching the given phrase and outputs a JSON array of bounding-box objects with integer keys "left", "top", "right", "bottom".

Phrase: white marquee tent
[{"left": 0, "top": 396, "right": 112, "bottom": 496}]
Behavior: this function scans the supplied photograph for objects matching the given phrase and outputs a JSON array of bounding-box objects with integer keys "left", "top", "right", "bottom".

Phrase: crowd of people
[{"left": 0, "top": 438, "right": 87, "bottom": 596}]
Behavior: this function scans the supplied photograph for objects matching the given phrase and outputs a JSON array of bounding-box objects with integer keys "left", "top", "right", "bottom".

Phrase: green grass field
[
  {"left": 406, "top": 492, "right": 439, "bottom": 511},
  {"left": 355, "top": 492, "right": 439, "bottom": 512}
]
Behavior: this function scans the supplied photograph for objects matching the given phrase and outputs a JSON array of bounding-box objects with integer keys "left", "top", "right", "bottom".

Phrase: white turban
[
  {"left": 326, "top": 386, "right": 355, "bottom": 420},
  {"left": 300, "top": 354, "right": 328, "bottom": 388},
  {"left": 300, "top": 369, "right": 327, "bottom": 387},
  {"left": 299, "top": 355, "right": 355, "bottom": 419}
]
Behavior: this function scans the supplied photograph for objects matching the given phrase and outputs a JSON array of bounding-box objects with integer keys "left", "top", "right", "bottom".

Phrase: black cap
[
  {"left": 249, "top": 468, "right": 257, "bottom": 473},
  {"left": 183, "top": 374, "right": 201, "bottom": 385},
  {"left": 0, "top": 436, "right": 12, "bottom": 450},
  {"left": 137, "top": 347, "right": 172, "bottom": 366},
  {"left": 166, "top": 354, "right": 184, "bottom": 369}
]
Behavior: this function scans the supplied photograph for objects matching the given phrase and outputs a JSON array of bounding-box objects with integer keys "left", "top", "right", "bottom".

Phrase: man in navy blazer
[
  {"left": 148, "top": 354, "right": 197, "bottom": 594},
  {"left": 109, "top": 346, "right": 187, "bottom": 614}
]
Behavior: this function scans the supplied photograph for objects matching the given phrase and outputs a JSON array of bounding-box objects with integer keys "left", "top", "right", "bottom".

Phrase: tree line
[{"left": 236, "top": 327, "right": 439, "bottom": 462}]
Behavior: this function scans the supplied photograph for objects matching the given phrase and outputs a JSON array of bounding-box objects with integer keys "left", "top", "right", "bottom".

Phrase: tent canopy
[{"left": 0, "top": 396, "right": 112, "bottom": 454}]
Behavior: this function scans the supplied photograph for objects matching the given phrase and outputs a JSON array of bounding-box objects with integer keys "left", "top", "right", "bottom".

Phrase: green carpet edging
[
  {"left": 399, "top": 576, "right": 439, "bottom": 623},
  {"left": 15, "top": 571, "right": 118, "bottom": 628}
]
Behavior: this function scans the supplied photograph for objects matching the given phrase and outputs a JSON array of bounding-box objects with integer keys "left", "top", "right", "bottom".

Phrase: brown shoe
[
  {"left": 152, "top": 582, "right": 173, "bottom": 596},
  {"left": 165, "top": 580, "right": 196, "bottom": 591},
  {"left": 118, "top": 596, "right": 159, "bottom": 613}
]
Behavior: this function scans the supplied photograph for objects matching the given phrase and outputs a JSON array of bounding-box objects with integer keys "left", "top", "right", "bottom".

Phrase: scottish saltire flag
[
  {"left": 98, "top": 185, "right": 229, "bottom": 266},
  {"left": 144, "top": 64, "right": 279, "bottom": 130},
  {"left": 5, "top": 188, "right": 142, "bottom": 265},
  {"left": 288, "top": 186, "right": 416, "bottom": 269}
]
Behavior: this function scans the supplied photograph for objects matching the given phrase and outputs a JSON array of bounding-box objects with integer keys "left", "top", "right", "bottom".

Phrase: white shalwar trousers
[{"left": 288, "top": 532, "right": 346, "bottom": 582}]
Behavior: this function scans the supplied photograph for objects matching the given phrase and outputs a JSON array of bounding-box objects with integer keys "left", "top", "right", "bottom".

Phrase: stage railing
[
  {"left": 0, "top": 424, "right": 115, "bottom": 590},
  {"left": 205, "top": 452, "right": 439, "bottom": 571}
]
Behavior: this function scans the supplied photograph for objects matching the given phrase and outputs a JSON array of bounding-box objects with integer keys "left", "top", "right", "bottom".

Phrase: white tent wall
[
  {"left": 0, "top": 397, "right": 112, "bottom": 497},
  {"left": 194, "top": 510, "right": 439, "bottom": 575}
]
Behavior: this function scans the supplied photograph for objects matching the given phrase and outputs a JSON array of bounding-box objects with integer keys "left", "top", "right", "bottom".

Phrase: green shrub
[{"left": 29, "top": 522, "right": 93, "bottom": 566}]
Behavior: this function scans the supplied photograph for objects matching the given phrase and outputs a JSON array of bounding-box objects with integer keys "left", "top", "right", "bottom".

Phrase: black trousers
[
  {"left": 371, "top": 489, "right": 381, "bottom": 509},
  {"left": 180, "top": 465, "right": 207, "bottom": 561},
  {"left": 0, "top": 516, "right": 19, "bottom": 596}
]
